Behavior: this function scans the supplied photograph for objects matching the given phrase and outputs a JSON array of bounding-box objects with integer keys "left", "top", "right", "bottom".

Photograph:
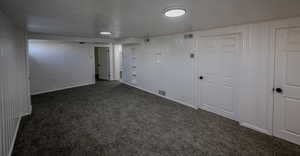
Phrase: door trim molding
[
  {"left": 95, "top": 44, "right": 114, "bottom": 81},
  {"left": 269, "top": 17, "right": 300, "bottom": 136},
  {"left": 196, "top": 26, "right": 250, "bottom": 122},
  {"left": 194, "top": 33, "right": 243, "bottom": 121}
]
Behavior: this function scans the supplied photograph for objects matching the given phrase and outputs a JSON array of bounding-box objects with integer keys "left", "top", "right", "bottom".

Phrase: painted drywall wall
[
  {"left": 113, "top": 44, "right": 122, "bottom": 80},
  {"left": 121, "top": 17, "right": 300, "bottom": 136},
  {"left": 0, "top": 11, "right": 30, "bottom": 156},
  {"left": 122, "top": 36, "right": 197, "bottom": 108},
  {"left": 29, "top": 40, "right": 95, "bottom": 95}
]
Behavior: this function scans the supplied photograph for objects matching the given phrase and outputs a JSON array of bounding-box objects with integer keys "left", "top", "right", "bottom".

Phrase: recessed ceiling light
[
  {"left": 100, "top": 32, "right": 112, "bottom": 35},
  {"left": 164, "top": 8, "right": 186, "bottom": 18}
]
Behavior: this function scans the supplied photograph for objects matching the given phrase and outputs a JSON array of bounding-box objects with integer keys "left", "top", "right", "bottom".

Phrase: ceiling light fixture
[
  {"left": 100, "top": 31, "right": 112, "bottom": 35},
  {"left": 164, "top": 8, "right": 186, "bottom": 18}
]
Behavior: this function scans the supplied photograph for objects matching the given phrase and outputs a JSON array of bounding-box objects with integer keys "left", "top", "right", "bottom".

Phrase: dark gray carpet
[{"left": 12, "top": 81, "right": 300, "bottom": 156}]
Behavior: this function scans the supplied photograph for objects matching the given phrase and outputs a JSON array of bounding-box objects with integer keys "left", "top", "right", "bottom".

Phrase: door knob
[
  {"left": 275, "top": 88, "right": 283, "bottom": 93},
  {"left": 199, "top": 76, "right": 203, "bottom": 80}
]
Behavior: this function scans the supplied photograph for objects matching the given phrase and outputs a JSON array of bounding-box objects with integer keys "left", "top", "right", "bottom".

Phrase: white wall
[
  {"left": 113, "top": 44, "right": 122, "bottom": 80},
  {"left": 121, "top": 17, "right": 300, "bottom": 136},
  {"left": 29, "top": 40, "right": 95, "bottom": 95},
  {"left": 0, "top": 11, "right": 30, "bottom": 156}
]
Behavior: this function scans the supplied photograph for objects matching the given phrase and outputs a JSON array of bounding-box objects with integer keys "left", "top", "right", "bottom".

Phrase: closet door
[
  {"left": 196, "top": 34, "right": 241, "bottom": 120},
  {"left": 274, "top": 28, "right": 300, "bottom": 145}
]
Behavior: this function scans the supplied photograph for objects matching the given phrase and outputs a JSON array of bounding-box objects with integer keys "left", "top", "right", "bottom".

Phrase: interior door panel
[
  {"left": 274, "top": 28, "right": 300, "bottom": 145},
  {"left": 196, "top": 34, "right": 240, "bottom": 120}
]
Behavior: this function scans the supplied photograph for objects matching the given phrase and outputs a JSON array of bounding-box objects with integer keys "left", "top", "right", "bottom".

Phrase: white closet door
[
  {"left": 274, "top": 28, "right": 300, "bottom": 145},
  {"left": 196, "top": 34, "right": 241, "bottom": 120}
]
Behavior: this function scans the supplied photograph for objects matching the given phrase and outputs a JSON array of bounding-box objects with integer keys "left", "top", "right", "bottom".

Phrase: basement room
[{"left": 1, "top": 0, "right": 300, "bottom": 156}]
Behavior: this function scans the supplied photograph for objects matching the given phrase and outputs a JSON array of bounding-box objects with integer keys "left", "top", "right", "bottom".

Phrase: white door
[
  {"left": 97, "top": 47, "right": 110, "bottom": 80},
  {"left": 196, "top": 34, "right": 240, "bottom": 120},
  {"left": 274, "top": 28, "right": 300, "bottom": 145}
]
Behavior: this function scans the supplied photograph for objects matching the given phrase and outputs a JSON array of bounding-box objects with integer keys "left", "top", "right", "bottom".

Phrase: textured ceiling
[{"left": 1, "top": 0, "right": 300, "bottom": 39}]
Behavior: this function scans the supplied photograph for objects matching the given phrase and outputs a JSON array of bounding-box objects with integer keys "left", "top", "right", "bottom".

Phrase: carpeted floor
[{"left": 12, "top": 81, "right": 300, "bottom": 156}]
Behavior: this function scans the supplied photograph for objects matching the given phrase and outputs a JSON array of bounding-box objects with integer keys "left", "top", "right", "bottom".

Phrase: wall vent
[
  {"left": 158, "top": 90, "right": 166, "bottom": 96},
  {"left": 184, "top": 34, "right": 193, "bottom": 39}
]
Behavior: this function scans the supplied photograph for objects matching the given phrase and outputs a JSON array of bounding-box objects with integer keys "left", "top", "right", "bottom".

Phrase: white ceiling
[{"left": 1, "top": 0, "right": 300, "bottom": 39}]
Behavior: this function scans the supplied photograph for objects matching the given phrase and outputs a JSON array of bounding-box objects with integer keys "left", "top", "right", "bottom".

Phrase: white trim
[
  {"left": 194, "top": 32, "right": 244, "bottom": 122},
  {"left": 201, "top": 26, "right": 249, "bottom": 123},
  {"left": 28, "top": 33, "right": 114, "bottom": 43},
  {"left": 121, "top": 80, "right": 271, "bottom": 135},
  {"left": 268, "top": 17, "right": 300, "bottom": 143},
  {"left": 94, "top": 44, "right": 114, "bottom": 81},
  {"left": 22, "top": 112, "right": 31, "bottom": 117},
  {"left": 25, "top": 36, "right": 32, "bottom": 116},
  {"left": 266, "top": 17, "right": 300, "bottom": 136},
  {"left": 8, "top": 117, "right": 21, "bottom": 156},
  {"left": 121, "top": 81, "right": 198, "bottom": 109},
  {"left": 31, "top": 81, "right": 95, "bottom": 95},
  {"left": 240, "top": 122, "right": 272, "bottom": 135},
  {"left": 198, "top": 104, "right": 235, "bottom": 121}
]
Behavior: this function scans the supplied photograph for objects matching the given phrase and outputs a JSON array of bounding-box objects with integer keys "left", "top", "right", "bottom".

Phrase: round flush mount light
[
  {"left": 164, "top": 8, "right": 186, "bottom": 17},
  {"left": 100, "top": 31, "right": 112, "bottom": 35}
]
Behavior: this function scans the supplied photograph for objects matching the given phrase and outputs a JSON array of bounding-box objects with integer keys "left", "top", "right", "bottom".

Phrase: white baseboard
[
  {"left": 240, "top": 122, "right": 271, "bottom": 135},
  {"left": 8, "top": 117, "right": 21, "bottom": 156},
  {"left": 31, "top": 81, "right": 95, "bottom": 95},
  {"left": 121, "top": 81, "right": 274, "bottom": 137},
  {"left": 198, "top": 104, "right": 236, "bottom": 121},
  {"left": 121, "top": 81, "right": 198, "bottom": 110}
]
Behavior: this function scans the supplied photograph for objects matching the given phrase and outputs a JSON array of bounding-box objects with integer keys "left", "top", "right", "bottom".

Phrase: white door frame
[
  {"left": 25, "top": 38, "right": 32, "bottom": 114},
  {"left": 269, "top": 18, "right": 300, "bottom": 137},
  {"left": 194, "top": 26, "right": 249, "bottom": 123},
  {"left": 94, "top": 44, "right": 114, "bottom": 80},
  {"left": 195, "top": 33, "right": 242, "bottom": 121}
]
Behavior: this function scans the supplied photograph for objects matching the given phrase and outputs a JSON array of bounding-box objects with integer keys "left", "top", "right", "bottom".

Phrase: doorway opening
[{"left": 94, "top": 46, "right": 110, "bottom": 81}]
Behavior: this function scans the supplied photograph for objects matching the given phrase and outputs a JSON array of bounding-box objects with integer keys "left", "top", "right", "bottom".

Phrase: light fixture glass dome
[
  {"left": 100, "top": 32, "right": 112, "bottom": 35},
  {"left": 164, "top": 8, "right": 186, "bottom": 17}
]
